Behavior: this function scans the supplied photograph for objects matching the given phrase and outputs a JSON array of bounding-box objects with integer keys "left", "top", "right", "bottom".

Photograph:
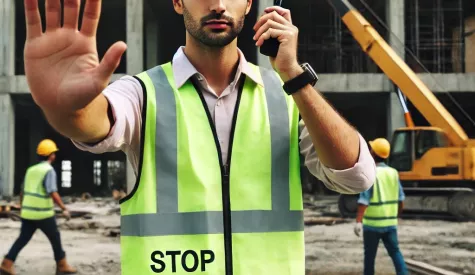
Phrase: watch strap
[{"left": 282, "top": 63, "right": 318, "bottom": 95}]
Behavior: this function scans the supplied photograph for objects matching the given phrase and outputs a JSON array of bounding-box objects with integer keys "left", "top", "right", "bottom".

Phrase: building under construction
[{"left": 1, "top": 0, "right": 475, "bottom": 197}]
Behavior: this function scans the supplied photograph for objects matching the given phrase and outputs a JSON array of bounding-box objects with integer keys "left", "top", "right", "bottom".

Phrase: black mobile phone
[{"left": 259, "top": 0, "right": 283, "bottom": 57}]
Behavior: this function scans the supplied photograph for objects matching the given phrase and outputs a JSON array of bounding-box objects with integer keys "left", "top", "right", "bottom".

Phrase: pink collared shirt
[{"left": 73, "top": 47, "right": 375, "bottom": 194}]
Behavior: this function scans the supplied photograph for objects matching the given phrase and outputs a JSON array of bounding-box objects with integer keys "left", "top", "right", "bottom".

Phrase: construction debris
[{"left": 304, "top": 217, "right": 347, "bottom": 226}]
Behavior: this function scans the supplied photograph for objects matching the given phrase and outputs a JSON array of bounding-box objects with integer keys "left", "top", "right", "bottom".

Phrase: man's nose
[{"left": 209, "top": 0, "right": 226, "bottom": 14}]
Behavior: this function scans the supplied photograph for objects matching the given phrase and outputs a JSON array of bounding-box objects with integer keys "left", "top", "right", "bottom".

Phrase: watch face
[{"left": 301, "top": 63, "right": 318, "bottom": 85}]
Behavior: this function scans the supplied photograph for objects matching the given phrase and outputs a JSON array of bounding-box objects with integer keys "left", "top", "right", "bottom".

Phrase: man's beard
[{"left": 183, "top": 6, "right": 246, "bottom": 47}]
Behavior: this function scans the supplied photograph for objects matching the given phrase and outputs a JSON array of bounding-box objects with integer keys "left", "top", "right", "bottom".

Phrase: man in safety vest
[
  {"left": 21, "top": 0, "right": 376, "bottom": 274},
  {"left": 354, "top": 138, "right": 408, "bottom": 275},
  {"left": 0, "top": 140, "right": 77, "bottom": 275}
]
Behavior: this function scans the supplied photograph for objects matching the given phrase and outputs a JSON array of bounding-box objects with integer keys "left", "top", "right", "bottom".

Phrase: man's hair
[
  {"left": 374, "top": 155, "right": 386, "bottom": 164},
  {"left": 37, "top": 155, "right": 51, "bottom": 162}
]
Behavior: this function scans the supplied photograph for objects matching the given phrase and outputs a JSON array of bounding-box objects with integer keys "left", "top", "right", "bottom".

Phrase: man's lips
[{"left": 204, "top": 20, "right": 231, "bottom": 29}]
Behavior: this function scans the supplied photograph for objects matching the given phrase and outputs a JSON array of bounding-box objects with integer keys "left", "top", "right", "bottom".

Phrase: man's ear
[
  {"left": 245, "top": 0, "right": 253, "bottom": 15},
  {"left": 173, "top": 0, "right": 184, "bottom": 15}
]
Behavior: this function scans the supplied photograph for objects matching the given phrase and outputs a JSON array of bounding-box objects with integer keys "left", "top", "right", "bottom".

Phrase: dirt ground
[{"left": 0, "top": 196, "right": 474, "bottom": 275}]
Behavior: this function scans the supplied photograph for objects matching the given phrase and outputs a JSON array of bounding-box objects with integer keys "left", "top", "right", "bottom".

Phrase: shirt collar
[
  {"left": 376, "top": 162, "right": 387, "bottom": 167},
  {"left": 172, "top": 46, "right": 263, "bottom": 89}
]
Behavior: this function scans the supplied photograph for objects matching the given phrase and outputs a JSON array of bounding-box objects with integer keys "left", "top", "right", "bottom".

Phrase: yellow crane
[{"left": 327, "top": 0, "right": 475, "bottom": 220}]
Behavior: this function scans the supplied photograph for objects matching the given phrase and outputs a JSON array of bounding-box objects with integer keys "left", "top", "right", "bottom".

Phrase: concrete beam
[
  {"left": 0, "top": 0, "right": 15, "bottom": 76},
  {"left": 0, "top": 94, "right": 14, "bottom": 197},
  {"left": 317, "top": 74, "right": 390, "bottom": 92},
  {"left": 256, "top": 0, "right": 273, "bottom": 69},
  {"left": 127, "top": 0, "right": 144, "bottom": 75},
  {"left": 3, "top": 73, "right": 475, "bottom": 94},
  {"left": 318, "top": 74, "right": 475, "bottom": 93},
  {"left": 417, "top": 74, "right": 475, "bottom": 92},
  {"left": 0, "top": 75, "right": 127, "bottom": 94}
]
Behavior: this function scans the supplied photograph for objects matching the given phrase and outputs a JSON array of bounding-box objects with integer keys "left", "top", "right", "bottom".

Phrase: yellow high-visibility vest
[
  {"left": 21, "top": 162, "right": 55, "bottom": 220},
  {"left": 363, "top": 166, "right": 400, "bottom": 227},
  {"left": 119, "top": 62, "right": 304, "bottom": 275}
]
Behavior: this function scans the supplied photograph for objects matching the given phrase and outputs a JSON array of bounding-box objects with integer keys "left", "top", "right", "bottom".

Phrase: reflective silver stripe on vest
[
  {"left": 147, "top": 66, "right": 178, "bottom": 213},
  {"left": 121, "top": 65, "right": 302, "bottom": 237},
  {"left": 24, "top": 192, "right": 50, "bottom": 199},
  {"left": 363, "top": 216, "right": 398, "bottom": 220},
  {"left": 259, "top": 68, "right": 290, "bottom": 211},
  {"left": 21, "top": 206, "right": 54, "bottom": 212},
  {"left": 122, "top": 210, "right": 303, "bottom": 236}
]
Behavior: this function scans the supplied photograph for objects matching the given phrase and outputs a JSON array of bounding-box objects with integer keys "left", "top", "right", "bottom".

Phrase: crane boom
[{"left": 326, "top": 0, "right": 468, "bottom": 146}]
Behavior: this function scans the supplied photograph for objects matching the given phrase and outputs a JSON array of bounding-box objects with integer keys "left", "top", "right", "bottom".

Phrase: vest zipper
[{"left": 191, "top": 76, "right": 245, "bottom": 275}]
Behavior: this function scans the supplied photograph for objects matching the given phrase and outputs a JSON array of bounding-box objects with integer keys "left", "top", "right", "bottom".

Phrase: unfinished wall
[{"left": 406, "top": 0, "right": 465, "bottom": 73}]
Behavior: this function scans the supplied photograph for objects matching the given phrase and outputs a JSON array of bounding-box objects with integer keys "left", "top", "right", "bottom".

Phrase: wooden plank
[{"left": 405, "top": 259, "right": 462, "bottom": 275}]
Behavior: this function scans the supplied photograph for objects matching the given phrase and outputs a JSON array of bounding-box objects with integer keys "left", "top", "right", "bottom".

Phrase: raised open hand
[{"left": 24, "top": 0, "right": 127, "bottom": 113}]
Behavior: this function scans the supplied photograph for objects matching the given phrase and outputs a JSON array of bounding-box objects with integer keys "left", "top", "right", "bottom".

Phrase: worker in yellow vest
[
  {"left": 21, "top": 0, "right": 377, "bottom": 274},
  {"left": 354, "top": 138, "right": 408, "bottom": 275},
  {"left": 0, "top": 140, "right": 77, "bottom": 275}
]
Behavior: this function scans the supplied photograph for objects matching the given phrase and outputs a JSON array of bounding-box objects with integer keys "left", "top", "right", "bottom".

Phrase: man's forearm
[
  {"left": 398, "top": 201, "right": 404, "bottom": 217},
  {"left": 51, "top": 192, "right": 67, "bottom": 211},
  {"left": 291, "top": 84, "right": 360, "bottom": 170},
  {"left": 356, "top": 204, "right": 368, "bottom": 223},
  {"left": 42, "top": 95, "right": 112, "bottom": 144}
]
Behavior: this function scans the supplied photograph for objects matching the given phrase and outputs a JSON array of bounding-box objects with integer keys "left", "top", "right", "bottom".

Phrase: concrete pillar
[
  {"left": 0, "top": 0, "right": 15, "bottom": 197},
  {"left": 126, "top": 0, "right": 144, "bottom": 187},
  {"left": 387, "top": 0, "right": 405, "bottom": 58},
  {"left": 386, "top": 0, "right": 406, "bottom": 138},
  {"left": 145, "top": 17, "right": 158, "bottom": 70},
  {"left": 256, "top": 0, "right": 273, "bottom": 69},
  {"left": 127, "top": 0, "right": 144, "bottom": 75},
  {"left": 0, "top": 0, "right": 15, "bottom": 76},
  {"left": 0, "top": 95, "right": 15, "bottom": 197}
]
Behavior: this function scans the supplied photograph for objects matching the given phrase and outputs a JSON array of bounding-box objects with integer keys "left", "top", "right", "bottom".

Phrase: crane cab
[{"left": 387, "top": 127, "right": 475, "bottom": 182}]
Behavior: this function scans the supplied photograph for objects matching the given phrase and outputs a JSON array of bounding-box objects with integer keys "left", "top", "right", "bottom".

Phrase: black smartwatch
[{"left": 283, "top": 63, "right": 319, "bottom": 95}]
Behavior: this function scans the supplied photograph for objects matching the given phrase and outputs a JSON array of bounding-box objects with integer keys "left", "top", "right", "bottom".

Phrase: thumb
[{"left": 95, "top": 41, "right": 127, "bottom": 81}]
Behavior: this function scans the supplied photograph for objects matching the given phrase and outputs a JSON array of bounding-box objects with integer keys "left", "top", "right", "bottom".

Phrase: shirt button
[{"left": 217, "top": 100, "right": 222, "bottom": 106}]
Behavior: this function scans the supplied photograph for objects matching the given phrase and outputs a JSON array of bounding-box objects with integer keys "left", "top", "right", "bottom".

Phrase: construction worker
[
  {"left": 354, "top": 138, "right": 408, "bottom": 275},
  {"left": 22, "top": 0, "right": 376, "bottom": 274},
  {"left": 0, "top": 140, "right": 77, "bottom": 275}
]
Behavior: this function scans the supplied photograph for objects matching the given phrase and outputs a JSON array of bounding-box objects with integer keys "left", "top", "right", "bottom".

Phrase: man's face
[
  {"left": 49, "top": 153, "right": 56, "bottom": 163},
  {"left": 176, "top": 0, "right": 252, "bottom": 47}
]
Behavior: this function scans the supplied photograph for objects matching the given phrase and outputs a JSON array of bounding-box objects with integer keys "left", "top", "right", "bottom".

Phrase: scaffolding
[
  {"left": 291, "top": 0, "right": 386, "bottom": 74},
  {"left": 405, "top": 0, "right": 466, "bottom": 73}
]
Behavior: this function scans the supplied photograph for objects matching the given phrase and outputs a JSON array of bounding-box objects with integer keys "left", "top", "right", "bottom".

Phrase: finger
[
  {"left": 63, "top": 0, "right": 80, "bottom": 29},
  {"left": 95, "top": 42, "right": 127, "bottom": 80},
  {"left": 264, "top": 6, "right": 292, "bottom": 23},
  {"left": 256, "top": 27, "right": 288, "bottom": 47},
  {"left": 45, "top": 0, "right": 61, "bottom": 31},
  {"left": 253, "top": 20, "right": 286, "bottom": 42},
  {"left": 253, "top": 11, "right": 290, "bottom": 31},
  {"left": 81, "top": 0, "right": 102, "bottom": 37},
  {"left": 24, "top": 0, "right": 43, "bottom": 39}
]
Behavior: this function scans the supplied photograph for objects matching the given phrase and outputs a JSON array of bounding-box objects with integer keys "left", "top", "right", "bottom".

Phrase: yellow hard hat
[
  {"left": 369, "top": 138, "right": 390, "bottom": 159},
  {"left": 37, "top": 139, "right": 59, "bottom": 157}
]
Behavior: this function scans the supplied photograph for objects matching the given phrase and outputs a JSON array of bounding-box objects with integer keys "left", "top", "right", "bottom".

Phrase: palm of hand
[
  {"left": 23, "top": 0, "right": 126, "bottom": 113},
  {"left": 25, "top": 30, "right": 101, "bottom": 111}
]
